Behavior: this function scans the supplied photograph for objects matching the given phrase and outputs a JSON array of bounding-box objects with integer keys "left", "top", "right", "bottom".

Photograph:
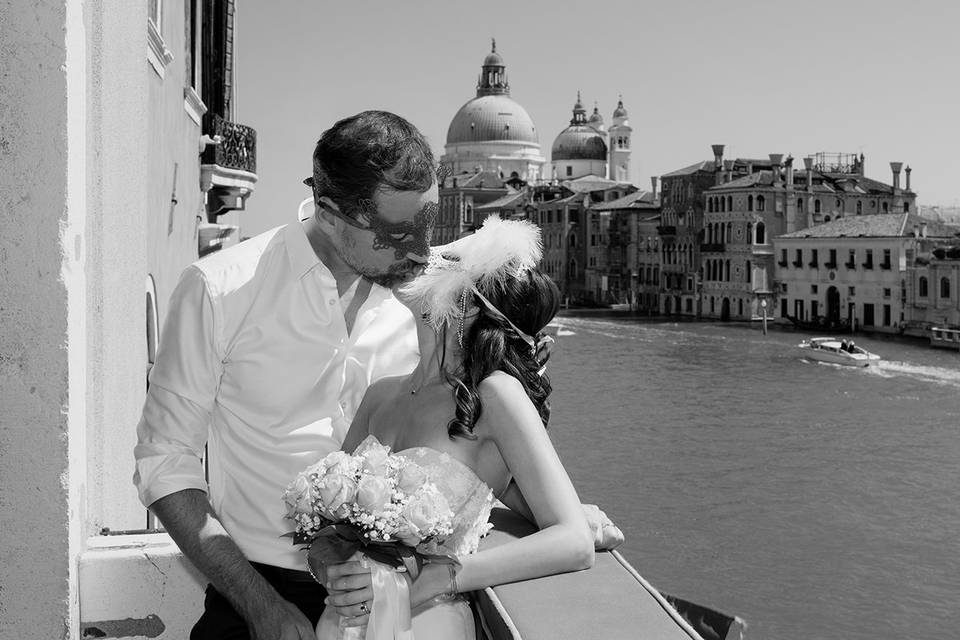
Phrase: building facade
[
  {"left": 904, "top": 230, "right": 960, "bottom": 332},
  {"left": 702, "top": 150, "right": 918, "bottom": 321},
  {"left": 773, "top": 214, "right": 953, "bottom": 333},
  {"left": 550, "top": 93, "right": 632, "bottom": 182},
  {"left": 1, "top": 1, "right": 256, "bottom": 636}
]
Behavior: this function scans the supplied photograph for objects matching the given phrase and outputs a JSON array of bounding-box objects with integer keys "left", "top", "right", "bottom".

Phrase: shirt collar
[
  {"left": 284, "top": 198, "right": 324, "bottom": 279},
  {"left": 286, "top": 199, "right": 401, "bottom": 303}
]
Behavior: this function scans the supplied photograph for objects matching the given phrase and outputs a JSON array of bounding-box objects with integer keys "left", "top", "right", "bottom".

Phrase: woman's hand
[{"left": 323, "top": 558, "right": 373, "bottom": 627}]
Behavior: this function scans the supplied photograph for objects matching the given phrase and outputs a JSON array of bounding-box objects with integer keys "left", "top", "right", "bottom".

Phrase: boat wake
[{"left": 868, "top": 360, "right": 960, "bottom": 388}]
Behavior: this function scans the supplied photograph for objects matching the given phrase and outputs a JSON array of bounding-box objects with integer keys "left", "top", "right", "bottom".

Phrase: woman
[{"left": 317, "top": 216, "right": 594, "bottom": 639}]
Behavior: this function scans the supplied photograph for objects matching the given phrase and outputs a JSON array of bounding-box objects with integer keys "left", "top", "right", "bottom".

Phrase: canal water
[{"left": 544, "top": 316, "right": 960, "bottom": 640}]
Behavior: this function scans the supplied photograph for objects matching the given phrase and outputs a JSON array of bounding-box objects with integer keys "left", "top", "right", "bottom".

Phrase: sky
[{"left": 236, "top": 0, "right": 960, "bottom": 236}]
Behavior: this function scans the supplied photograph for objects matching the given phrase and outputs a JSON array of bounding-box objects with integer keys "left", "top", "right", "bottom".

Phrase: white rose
[
  {"left": 316, "top": 473, "right": 358, "bottom": 517},
  {"left": 362, "top": 447, "right": 390, "bottom": 477},
  {"left": 401, "top": 488, "right": 451, "bottom": 539},
  {"left": 396, "top": 463, "right": 427, "bottom": 494},
  {"left": 356, "top": 474, "right": 392, "bottom": 513}
]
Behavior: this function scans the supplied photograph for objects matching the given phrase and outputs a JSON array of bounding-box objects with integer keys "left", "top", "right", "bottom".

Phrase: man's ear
[{"left": 314, "top": 196, "right": 341, "bottom": 227}]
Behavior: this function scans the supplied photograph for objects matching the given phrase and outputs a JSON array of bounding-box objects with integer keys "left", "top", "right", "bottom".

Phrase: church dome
[
  {"left": 446, "top": 95, "right": 539, "bottom": 144},
  {"left": 552, "top": 127, "right": 608, "bottom": 161},
  {"left": 588, "top": 105, "right": 605, "bottom": 129},
  {"left": 613, "top": 98, "right": 628, "bottom": 119},
  {"left": 552, "top": 93, "right": 607, "bottom": 161}
]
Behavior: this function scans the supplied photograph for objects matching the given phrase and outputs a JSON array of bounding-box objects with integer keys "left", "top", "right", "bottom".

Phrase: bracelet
[{"left": 445, "top": 562, "right": 459, "bottom": 597}]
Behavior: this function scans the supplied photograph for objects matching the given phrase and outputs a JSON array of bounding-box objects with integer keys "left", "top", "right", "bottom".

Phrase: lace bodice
[{"left": 396, "top": 447, "right": 495, "bottom": 558}]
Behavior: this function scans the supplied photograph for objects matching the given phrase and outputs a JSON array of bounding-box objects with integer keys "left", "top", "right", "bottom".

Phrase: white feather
[{"left": 398, "top": 216, "right": 542, "bottom": 330}]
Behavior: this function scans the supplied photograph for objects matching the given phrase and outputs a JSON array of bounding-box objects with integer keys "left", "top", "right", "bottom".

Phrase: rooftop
[{"left": 778, "top": 213, "right": 958, "bottom": 239}]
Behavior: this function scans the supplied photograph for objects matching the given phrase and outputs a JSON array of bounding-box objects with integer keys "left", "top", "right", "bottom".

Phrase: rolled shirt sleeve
[{"left": 134, "top": 266, "right": 221, "bottom": 507}]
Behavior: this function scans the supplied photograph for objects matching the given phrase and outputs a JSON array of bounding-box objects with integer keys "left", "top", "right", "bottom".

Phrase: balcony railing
[
  {"left": 824, "top": 261, "right": 838, "bottom": 269},
  {"left": 844, "top": 261, "right": 856, "bottom": 269},
  {"left": 201, "top": 113, "right": 257, "bottom": 174},
  {"left": 880, "top": 262, "right": 892, "bottom": 270},
  {"left": 808, "top": 260, "right": 819, "bottom": 268},
  {"left": 792, "top": 260, "right": 803, "bottom": 268}
]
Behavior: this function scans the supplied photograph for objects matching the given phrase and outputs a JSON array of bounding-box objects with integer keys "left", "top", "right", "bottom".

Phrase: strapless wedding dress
[{"left": 316, "top": 437, "right": 495, "bottom": 640}]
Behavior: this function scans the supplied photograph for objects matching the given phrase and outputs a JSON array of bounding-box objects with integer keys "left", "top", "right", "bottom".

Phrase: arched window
[
  {"left": 748, "top": 195, "right": 754, "bottom": 211},
  {"left": 824, "top": 215, "right": 831, "bottom": 223},
  {"left": 145, "top": 275, "right": 159, "bottom": 390},
  {"left": 756, "top": 222, "right": 766, "bottom": 244},
  {"left": 746, "top": 260, "right": 751, "bottom": 285},
  {"left": 710, "top": 297, "right": 715, "bottom": 313},
  {"left": 738, "top": 299, "right": 743, "bottom": 317},
  {"left": 720, "top": 197, "right": 725, "bottom": 213},
  {"left": 569, "top": 234, "right": 577, "bottom": 247},
  {"left": 941, "top": 277, "right": 951, "bottom": 299},
  {"left": 757, "top": 195, "right": 765, "bottom": 212},
  {"left": 727, "top": 196, "right": 733, "bottom": 211},
  {"left": 746, "top": 223, "right": 753, "bottom": 244},
  {"left": 815, "top": 199, "right": 822, "bottom": 214},
  {"left": 882, "top": 201, "right": 889, "bottom": 213},
  {"left": 856, "top": 201, "right": 863, "bottom": 214},
  {"left": 569, "top": 259, "right": 578, "bottom": 280},
  {"left": 919, "top": 276, "right": 928, "bottom": 297},
  {"left": 725, "top": 259, "right": 731, "bottom": 282},
  {"left": 797, "top": 198, "right": 804, "bottom": 213},
  {"left": 726, "top": 222, "right": 732, "bottom": 243},
  {"left": 708, "top": 198, "right": 713, "bottom": 213}
]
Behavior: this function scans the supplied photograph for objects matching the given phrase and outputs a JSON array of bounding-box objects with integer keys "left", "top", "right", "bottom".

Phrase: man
[
  {"left": 135, "top": 110, "right": 621, "bottom": 640},
  {"left": 135, "top": 111, "right": 435, "bottom": 639}
]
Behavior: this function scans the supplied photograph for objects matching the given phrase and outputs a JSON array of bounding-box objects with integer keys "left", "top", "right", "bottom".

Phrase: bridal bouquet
[{"left": 283, "top": 437, "right": 456, "bottom": 570}]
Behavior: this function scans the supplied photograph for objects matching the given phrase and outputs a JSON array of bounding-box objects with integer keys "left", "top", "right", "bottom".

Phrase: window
[
  {"left": 464, "top": 204, "right": 473, "bottom": 223},
  {"left": 146, "top": 0, "right": 173, "bottom": 77},
  {"left": 881, "top": 249, "right": 892, "bottom": 269},
  {"left": 748, "top": 195, "right": 753, "bottom": 211},
  {"left": 883, "top": 288, "right": 891, "bottom": 298},
  {"left": 863, "top": 249, "right": 874, "bottom": 269},
  {"left": 828, "top": 249, "right": 837, "bottom": 268},
  {"left": 778, "top": 248, "right": 788, "bottom": 267},
  {"left": 809, "top": 249, "right": 818, "bottom": 268},
  {"left": 941, "top": 277, "right": 951, "bottom": 299},
  {"left": 566, "top": 166, "right": 573, "bottom": 177},
  {"left": 757, "top": 195, "right": 765, "bottom": 212},
  {"left": 815, "top": 199, "right": 821, "bottom": 214},
  {"left": 183, "top": 0, "right": 206, "bottom": 125},
  {"left": 882, "top": 201, "right": 889, "bottom": 213},
  {"left": 848, "top": 286, "right": 856, "bottom": 296},
  {"left": 903, "top": 202, "right": 910, "bottom": 213},
  {"left": 846, "top": 249, "right": 856, "bottom": 269},
  {"left": 811, "top": 284, "right": 818, "bottom": 294},
  {"left": 883, "top": 304, "right": 891, "bottom": 326},
  {"left": 727, "top": 196, "right": 733, "bottom": 211},
  {"left": 919, "top": 276, "right": 928, "bottom": 297},
  {"left": 793, "top": 249, "right": 803, "bottom": 268},
  {"left": 756, "top": 222, "right": 766, "bottom": 244},
  {"left": 856, "top": 201, "right": 863, "bottom": 215},
  {"left": 781, "top": 282, "right": 788, "bottom": 293},
  {"left": 797, "top": 198, "right": 803, "bottom": 213}
]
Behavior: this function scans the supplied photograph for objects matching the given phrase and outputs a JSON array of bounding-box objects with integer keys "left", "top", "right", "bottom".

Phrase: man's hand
[
  {"left": 247, "top": 594, "right": 316, "bottom": 639},
  {"left": 583, "top": 504, "right": 625, "bottom": 551}
]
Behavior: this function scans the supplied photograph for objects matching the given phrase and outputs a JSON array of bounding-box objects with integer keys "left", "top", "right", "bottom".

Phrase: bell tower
[
  {"left": 608, "top": 95, "right": 632, "bottom": 182},
  {"left": 476, "top": 38, "right": 509, "bottom": 97}
]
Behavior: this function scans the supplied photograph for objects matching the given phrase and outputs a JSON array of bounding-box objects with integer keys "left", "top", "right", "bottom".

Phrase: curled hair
[
  {"left": 447, "top": 268, "right": 561, "bottom": 440},
  {"left": 311, "top": 111, "right": 435, "bottom": 216}
]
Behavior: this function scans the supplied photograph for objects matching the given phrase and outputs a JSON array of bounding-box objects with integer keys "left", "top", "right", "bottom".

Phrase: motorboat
[
  {"left": 929, "top": 326, "right": 960, "bottom": 350},
  {"left": 797, "top": 337, "right": 881, "bottom": 367}
]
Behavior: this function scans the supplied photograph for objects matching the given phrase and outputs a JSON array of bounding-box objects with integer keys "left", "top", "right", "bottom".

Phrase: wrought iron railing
[{"left": 201, "top": 113, "right": 257, "bottom": 174}]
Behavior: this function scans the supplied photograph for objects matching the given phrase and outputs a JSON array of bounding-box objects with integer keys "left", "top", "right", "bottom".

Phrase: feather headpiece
[{"left": 399, "top": 216, "right": 542, "bottom": 340}]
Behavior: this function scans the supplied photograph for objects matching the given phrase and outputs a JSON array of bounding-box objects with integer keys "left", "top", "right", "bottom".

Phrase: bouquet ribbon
[{"left": 366, "top": 559, "right": 414, "bottom": 640}]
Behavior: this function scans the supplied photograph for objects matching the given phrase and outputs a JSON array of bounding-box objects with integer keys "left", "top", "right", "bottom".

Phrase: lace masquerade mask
[
  {"left": 304, "top": 177, "right": 438, "bottom": 261},
  {"left": 398, "top": 216, "right": 552, "bottom": 358}
]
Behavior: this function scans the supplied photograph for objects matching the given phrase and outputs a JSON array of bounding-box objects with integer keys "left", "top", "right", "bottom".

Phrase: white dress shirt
[{"left": 134, "top": 219, "right": 419, "bottom": 569}]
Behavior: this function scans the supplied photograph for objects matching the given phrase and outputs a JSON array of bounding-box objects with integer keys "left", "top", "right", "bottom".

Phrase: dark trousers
[{"left": 190, "top": 562, "right": 328, "bottom": 640}]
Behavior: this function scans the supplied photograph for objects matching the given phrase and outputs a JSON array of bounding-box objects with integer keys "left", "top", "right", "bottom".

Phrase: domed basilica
[{"left": 441, "top": 41, "right": 633, "bottom": 184}]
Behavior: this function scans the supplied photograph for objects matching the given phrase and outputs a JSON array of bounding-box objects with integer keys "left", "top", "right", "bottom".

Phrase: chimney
[
  {"left": 803, "top": 156, "right": 814, "bottom": 191},
  {"left": 905, "top": 165, "right": 912, "bottom": 192},
  {"left": 723, "top": 160, "right": 734, "bottom": 184},
  {"left": 890, "top": 162, "right": 903, "bottom": 192},
  {"left": 769, "top": 154, "right": 783, "bottom": 185},
  {"left": 650, "top": 176, "right": 658, "bottom": 198},
  {"left": 785, "top": 155, "right": 794, "bottom": 191},
  {"left": 712, "top": 144, "right": 725, "bottom": 186},
  {"left": 859, "top": 153, "right": 865, "bottom": 176}
]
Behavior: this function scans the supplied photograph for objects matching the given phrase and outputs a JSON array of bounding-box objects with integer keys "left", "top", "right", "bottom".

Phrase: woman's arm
[
  {"left": 339, "top": 378, "right": 387, "bottom": 454},
  {"left": 410, "top": 371, "right": 594, "bottom": 606}
]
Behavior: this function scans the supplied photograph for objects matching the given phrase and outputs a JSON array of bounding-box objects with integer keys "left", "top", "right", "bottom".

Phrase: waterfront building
[
  {"left": 2, "top": 1, "right": 258, "bottom": 635},
  {"left": 773, "top": 214, "right": 953, "bottom": 333},
  {"left": 590, "top": 183, "right": 661, "bottom": 310},
  {"left": 657, "top": 155, "right": 718, "bottom": 315},
  {"left": 436, "top": 170, "right": 512, "bottom": 243},
  {"left": 903, "top": 230, "right": 960, "bottom": 332},
  {"left": 702, "top": 151, "right": 917, "bottom": 321},
  {"left": 441, "top": 40, "right": 546, "bottom": 182}
]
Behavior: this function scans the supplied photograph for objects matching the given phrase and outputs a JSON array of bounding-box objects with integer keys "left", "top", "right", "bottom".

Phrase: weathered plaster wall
[
  {"left": 83, "top": 0, "right": 152, "bottom": 532},
  {"left": 0, "top": 0, "right": 73, "bottom": 635}
]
